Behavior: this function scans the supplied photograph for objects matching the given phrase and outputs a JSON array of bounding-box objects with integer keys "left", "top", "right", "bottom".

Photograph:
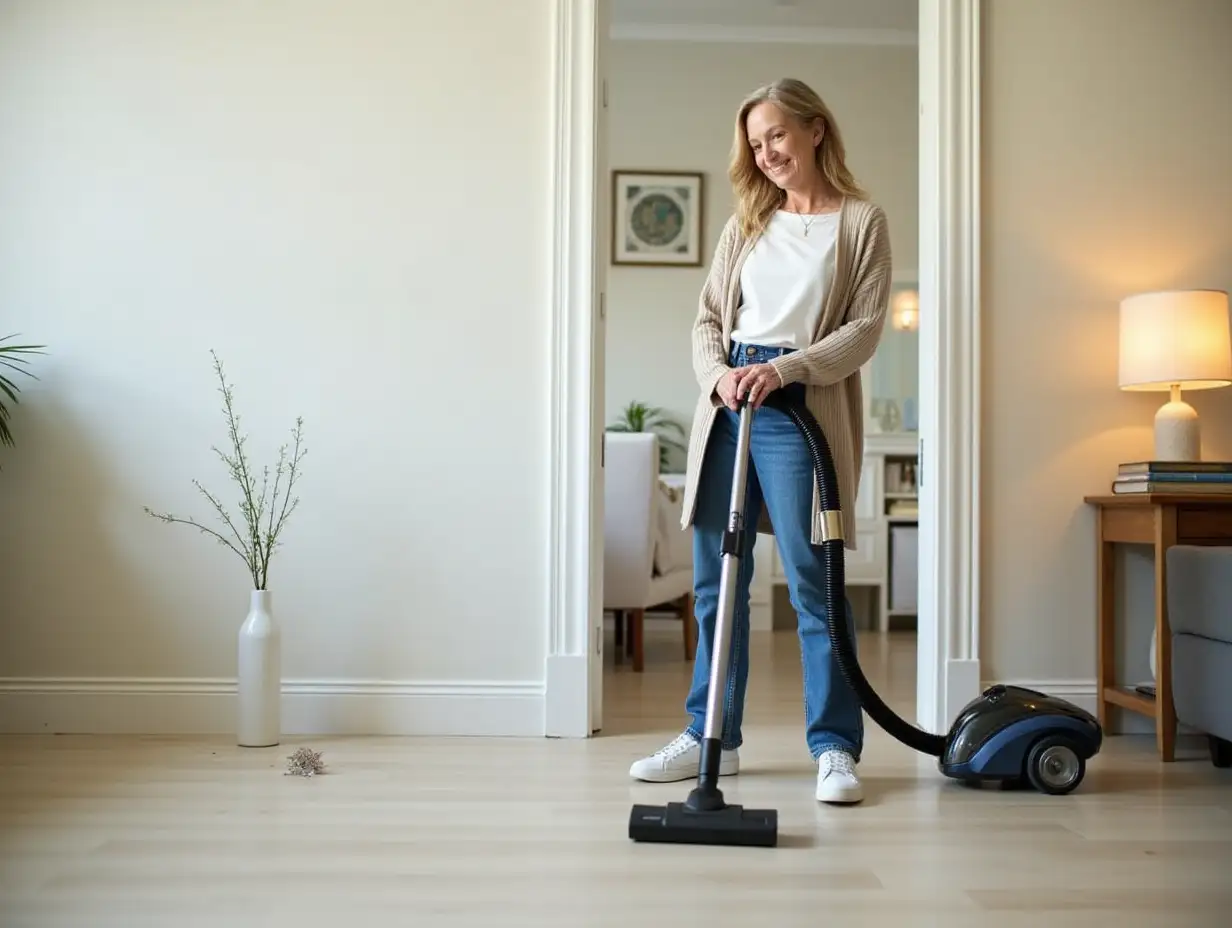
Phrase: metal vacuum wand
[
  {"left": 689, "top": 400, "right": 754, "bottom": 810},
  {"left": 628, "top": 399, "right": 778, "bottom": 847}
]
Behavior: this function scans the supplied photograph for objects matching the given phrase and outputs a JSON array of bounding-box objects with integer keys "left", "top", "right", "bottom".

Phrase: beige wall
[
  {"left": 0, "top": 0, "right": 553, "bottom": 733},
  {"left": 604, "top": 40, "right": 917, "bottom": 458},
  {"left": 981, "top": 0, "right": 1232, "bottom": 698},
  {"left": 4, "top": 0, "right": 1227, "bottom": 735}
]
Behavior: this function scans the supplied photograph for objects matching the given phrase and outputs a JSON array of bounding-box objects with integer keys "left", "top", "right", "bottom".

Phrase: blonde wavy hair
[{"left": 729, "top": 78, "right": 866, "bottom": 238}]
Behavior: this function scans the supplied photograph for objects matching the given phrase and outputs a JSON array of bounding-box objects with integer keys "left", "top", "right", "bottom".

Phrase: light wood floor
[{"left": 2, "top": 622, "right": 1230, "bottom": 927}]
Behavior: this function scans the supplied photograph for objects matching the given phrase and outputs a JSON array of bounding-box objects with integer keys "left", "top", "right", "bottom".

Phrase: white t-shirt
[{"left": 731, "top": 209, "right": 840, "bottom": 349}]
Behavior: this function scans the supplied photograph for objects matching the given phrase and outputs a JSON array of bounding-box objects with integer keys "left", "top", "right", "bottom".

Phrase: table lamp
[{"left": 1118, "top": 288, "right": 1232, "bottom": 461}]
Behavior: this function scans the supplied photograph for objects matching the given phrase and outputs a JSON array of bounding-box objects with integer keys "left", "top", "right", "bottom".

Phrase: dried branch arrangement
[{"left": 144, "top": 350, "right": 306, "bottom": 589}]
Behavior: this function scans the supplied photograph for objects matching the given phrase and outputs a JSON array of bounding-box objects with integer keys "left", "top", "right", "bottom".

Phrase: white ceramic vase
[{"left": 237, "top": 589, "right": 281, "bottom": 747}]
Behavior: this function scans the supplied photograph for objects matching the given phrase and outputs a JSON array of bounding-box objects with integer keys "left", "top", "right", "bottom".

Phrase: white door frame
[{"left": 544, "top": 0, "right": 982, "bottom": 740}]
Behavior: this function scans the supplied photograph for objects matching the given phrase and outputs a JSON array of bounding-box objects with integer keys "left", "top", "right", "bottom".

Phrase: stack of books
[{"left": 1112, "top": 461, "right": 1232, "bottom": 494}]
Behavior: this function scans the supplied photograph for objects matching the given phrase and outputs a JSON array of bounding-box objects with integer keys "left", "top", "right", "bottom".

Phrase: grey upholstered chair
[{"left": 1166, "top": 544, "right": 1232, "bottom": 767}]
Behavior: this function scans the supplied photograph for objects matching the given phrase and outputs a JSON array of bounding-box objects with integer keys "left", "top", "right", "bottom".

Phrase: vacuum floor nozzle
[{"left": 628, "top": 801, "right": 778, "bottom": 847}]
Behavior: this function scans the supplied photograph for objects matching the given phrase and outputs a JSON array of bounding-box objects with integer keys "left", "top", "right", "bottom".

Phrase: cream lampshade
[{"left": 1118, "top": 289, "right": 1232, "bottom": 461}]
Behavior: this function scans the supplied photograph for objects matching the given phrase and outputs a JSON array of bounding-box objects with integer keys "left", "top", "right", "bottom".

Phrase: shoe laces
[
  {"left": 655, "top": 733, "right": 698, "bottom": 761},
  {"left": 819, "top": 750, "right": 856, "bottom": 777}
]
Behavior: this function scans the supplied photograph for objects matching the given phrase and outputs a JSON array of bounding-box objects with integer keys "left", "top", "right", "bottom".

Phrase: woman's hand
[
  {"left": 715, "top": 363, "right": 782, "bottom": 410},
  {"left": 715, "top": 368, "right": 744, "bottom": 411},
  {"left": 735, "top": 362, "right": 782, "bottom": 409}
]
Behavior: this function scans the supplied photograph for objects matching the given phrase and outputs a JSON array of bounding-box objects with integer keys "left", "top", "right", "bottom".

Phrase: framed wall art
[{"left": 611, "top": 170, "right": 704, "bottom": 267}]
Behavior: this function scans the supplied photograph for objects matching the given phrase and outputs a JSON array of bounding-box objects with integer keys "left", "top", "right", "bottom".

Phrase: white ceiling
[{"left": 610, "top": 0, "right": 918, "bottom": 33}]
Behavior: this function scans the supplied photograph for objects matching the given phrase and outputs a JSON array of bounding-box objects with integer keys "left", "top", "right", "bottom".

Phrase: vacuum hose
[{"left": 763, "top": 390, "right": 948, "bottom": 758}]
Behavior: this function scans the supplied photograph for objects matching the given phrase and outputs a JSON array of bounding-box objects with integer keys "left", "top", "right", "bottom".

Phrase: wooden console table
[{"left": 1085, "top": 492, "right": 1232, "bottom": 761}]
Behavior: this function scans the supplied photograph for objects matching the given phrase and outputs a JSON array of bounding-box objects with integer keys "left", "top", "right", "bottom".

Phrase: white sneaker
[
  {"left": 815, "top": 748, "right": 863, "bottom": 803},
  {"left": 629, "top": 732, "right": 739, "bottom": 783}
]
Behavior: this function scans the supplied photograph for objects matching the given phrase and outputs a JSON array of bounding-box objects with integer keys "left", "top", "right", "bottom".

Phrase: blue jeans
[{"left": 684, "top": 342, "right": 864, "bottom": 761}]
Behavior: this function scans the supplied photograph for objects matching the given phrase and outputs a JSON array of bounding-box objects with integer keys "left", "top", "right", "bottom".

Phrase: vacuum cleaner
[{"left": 628, "top": 390, "right": 1103, "bottom": 849}]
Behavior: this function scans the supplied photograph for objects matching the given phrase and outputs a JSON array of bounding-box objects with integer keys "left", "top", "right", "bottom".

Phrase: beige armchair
[{"left": 602, "top": 432, "right": 696, "bottom": 671}]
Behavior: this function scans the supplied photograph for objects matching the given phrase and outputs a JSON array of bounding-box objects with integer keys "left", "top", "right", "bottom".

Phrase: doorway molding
[{"left": 544, "top": 0, "right": 982, "bottom": 739}]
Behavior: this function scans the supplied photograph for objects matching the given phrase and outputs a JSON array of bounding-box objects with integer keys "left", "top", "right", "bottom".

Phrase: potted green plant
[
  {"left": 0, "top": 334, "right": 46, "bottom": 464},
  {"left": 606, "top": 400, "right": 687, "bottom": 471},
  {"left": 144, "top": 350, "right": 306, "bottom": 747}
]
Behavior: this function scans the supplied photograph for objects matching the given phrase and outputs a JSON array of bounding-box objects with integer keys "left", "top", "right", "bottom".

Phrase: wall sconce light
[{"left": 891, "top": 289, "right": 919, "bottom": 331}]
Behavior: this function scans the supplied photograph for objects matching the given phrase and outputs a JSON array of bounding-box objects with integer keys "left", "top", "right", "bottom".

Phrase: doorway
[{"left": 543, "top": 0, "right": 982, "bottom": 745}]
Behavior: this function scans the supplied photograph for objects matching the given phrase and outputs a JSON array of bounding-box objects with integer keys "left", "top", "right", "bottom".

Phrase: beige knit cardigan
[{"left": 679, "top": 196, "right": 893, "bottom": 550}]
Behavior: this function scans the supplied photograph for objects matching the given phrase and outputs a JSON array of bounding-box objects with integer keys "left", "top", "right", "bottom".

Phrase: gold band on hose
[{"left": 817, "top": 509, "right": 843, "bottom": 542}]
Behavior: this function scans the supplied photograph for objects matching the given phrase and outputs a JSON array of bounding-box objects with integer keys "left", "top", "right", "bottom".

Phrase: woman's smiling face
[{"left": 744, "top": 100, "right": 821, "bottom": 191}]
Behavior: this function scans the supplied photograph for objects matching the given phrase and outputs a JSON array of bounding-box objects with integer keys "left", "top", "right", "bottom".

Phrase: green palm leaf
[
  {"left": 0, "top": 334, "right": 46, "bottom": 451},
  {"left": 606, "top": 400, "right": 687, "bottom": 469}
]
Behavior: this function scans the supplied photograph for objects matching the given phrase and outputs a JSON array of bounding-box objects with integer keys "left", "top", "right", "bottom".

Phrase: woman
[{"left": 628, "top": 78, "right": 892, "bottom": 804}]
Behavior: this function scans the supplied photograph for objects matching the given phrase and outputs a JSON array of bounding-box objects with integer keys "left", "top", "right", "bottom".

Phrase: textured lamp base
[{"left": 1154, "top": 398, "right": 1200, "bottom": 461}]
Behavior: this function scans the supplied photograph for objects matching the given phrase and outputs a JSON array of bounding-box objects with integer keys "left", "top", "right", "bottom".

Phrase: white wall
[
  {"left": 7, "top": 0, "right": 1225, "bottom": 738},
  {"left": 0, "top": 0, "right": 552, "bottom": 734},
  {"left": 981, "top": 0, "right": 1232, "bottom": 706},
  {"left": 604, "top": 39, "right": 917, "bottom": 464}
]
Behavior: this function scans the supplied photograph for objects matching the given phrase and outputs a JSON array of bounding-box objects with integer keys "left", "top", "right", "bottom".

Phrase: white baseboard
[
  {"left": 945, "top": 659, "right": 982, "bottom": 725},
  {"left": 544, "top": 653, "right": 590, "bottom": 738},
  {"left": 0, "top": 677, "right": 546, "bottom": 737}
]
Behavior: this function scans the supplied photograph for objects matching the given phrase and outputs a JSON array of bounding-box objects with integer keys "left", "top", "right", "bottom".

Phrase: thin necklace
[{"left": 786, "top": 199, "right": 838, "bottom": 237}]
